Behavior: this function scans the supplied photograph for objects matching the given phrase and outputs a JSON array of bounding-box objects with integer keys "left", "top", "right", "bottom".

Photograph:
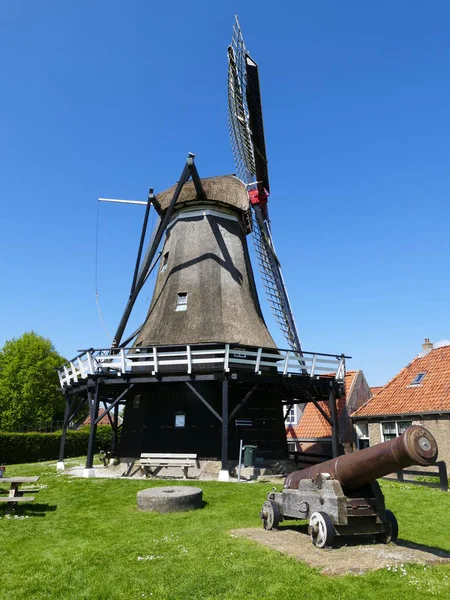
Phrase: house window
[
  {"left": 381, "top": 420, "right": 412, "bottom": 442},
  {"left": 355, "top": 422, "right": 370, "bottom": 449},
  {"left": 410, "top": 372, "right": 426, "bottom": 386},
  {"left": 287, "top": 441, "right": 296, "bottom": 453},
  {"left": 161, "top": 252, "right": 169, "bottom": 273},
  {"left": 176, "top": 292, "right": 188, "bottom": 311},
  {"left": 284, "top": 405, "right": 298, "bottom": 425},
  {"left": 133, "top": 394, "right": 141, "bottom": 409}
]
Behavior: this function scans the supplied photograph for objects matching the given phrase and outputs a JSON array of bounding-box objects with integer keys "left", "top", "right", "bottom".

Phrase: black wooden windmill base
[{"left": 57, "top": 344, "right": 347, "bottom": 473}]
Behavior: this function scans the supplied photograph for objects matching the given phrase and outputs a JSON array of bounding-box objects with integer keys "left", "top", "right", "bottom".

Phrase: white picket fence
[{"left": 58, "top": 344, "right": 346, "bottom": 388}]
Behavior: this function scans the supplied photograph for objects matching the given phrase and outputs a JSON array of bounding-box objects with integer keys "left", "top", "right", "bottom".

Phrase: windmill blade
[
  {"left": 245, "top": 54, "right": 270, "bottom": 194},
  {"left": 251, "top": 208, "right": 302, "bottom": 353},
  {"left": 227, "top": 16, "right": 303, "bottom": 355},
  {"left": 227, "top": 19, "right": 256, "bottom": 184}
]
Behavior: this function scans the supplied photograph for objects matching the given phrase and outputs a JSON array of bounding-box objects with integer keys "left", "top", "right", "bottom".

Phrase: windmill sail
[
  {"left": 227, "top": 17, "right": 303, "bottom": 355},
  {"left": 227, "top": 45, "right": 255, "bottom": 183}
]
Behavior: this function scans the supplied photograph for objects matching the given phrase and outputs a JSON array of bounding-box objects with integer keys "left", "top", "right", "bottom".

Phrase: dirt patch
[{"left": 229, "top": 527, "right": 450, "bottom": 576}]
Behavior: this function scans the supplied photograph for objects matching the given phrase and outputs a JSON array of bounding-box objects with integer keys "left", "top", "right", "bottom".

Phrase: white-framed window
[
  {"left": 410, "top": 372, "right": 426, "bottom": 386},
  {"left": 176, "top": 292, "right": 188, "bottom": 311},
  {"left": 355, "top": 422, "right": 370, "bottom": 449},
  {"left": 161, "top": 252, "right": 169, "bottom": 273},
  {"left": 381, "top": 420, "right": 412, "bottom": 442},
  {"left": 284, "top": 405, "right": 298, "bottom": 425}
]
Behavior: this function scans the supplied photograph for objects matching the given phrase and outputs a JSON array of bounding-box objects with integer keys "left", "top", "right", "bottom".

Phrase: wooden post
[
  {"left": 439, "top": 461, "right": 448, "bottom": 492},
  {"left": 111, "top": 403, "right": 120, "bottom": 453},
  {"left": 86, "top": 381, "right": 100, "bottom": 469},
  {"left": 221, "top": 379, "right": 229, "bottom": 471},
  {"left": 57, "top": 395, "right": 71, "bottom": 469},
  {"left": 328, "top": 384, "right": 340, "bottom": 458}
]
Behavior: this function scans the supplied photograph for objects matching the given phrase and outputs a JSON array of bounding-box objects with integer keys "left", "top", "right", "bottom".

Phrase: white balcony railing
[{"left": 57, "top": 344, "right": 346, "bottom": 388}]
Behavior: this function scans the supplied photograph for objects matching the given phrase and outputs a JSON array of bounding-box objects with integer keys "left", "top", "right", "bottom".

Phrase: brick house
[
  {"left": 352, "top": 339, "right": 450, "bottom": 467},
  {"left": 286, "top": 370, "right": 372, "bottom": 456}
]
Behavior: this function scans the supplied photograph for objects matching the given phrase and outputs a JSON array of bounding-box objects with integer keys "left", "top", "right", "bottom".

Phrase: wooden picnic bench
[
  {"left": 139, "top": 453, "right": 197, "bottom": 479},
  {"left": 0, "top": 476, "right": 40, "bottom": 513}
]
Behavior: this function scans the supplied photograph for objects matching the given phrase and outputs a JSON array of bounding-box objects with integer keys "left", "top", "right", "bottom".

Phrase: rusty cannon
[{"left": 260, "top": 425, "right": 437, "bottom": 548}]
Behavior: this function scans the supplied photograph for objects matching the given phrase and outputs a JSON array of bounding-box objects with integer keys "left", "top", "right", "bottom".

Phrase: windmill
[{"left": 56, "top": 18, "right": 347, "bottom": 478}]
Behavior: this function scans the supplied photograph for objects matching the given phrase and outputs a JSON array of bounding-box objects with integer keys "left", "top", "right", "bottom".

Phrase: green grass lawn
[{"left": 2, "top": 459, "right": 450, "bottom": 600}]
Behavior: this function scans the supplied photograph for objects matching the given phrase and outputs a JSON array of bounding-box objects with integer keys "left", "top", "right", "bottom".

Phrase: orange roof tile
[
  {"left": 370, "top": 386, "right": 383, "bottom": 396},
  {"left": 288, "top": 401, "right": 333, "bottom": 439},
  {"left": 82, "top": 413, "right": 122, "bottom": 426},
  {"left": 352, "top": 345, "right": 450, "bottom": 418},
  {"left": 288, "top": 371, "right": 358, "bottom": 439}
]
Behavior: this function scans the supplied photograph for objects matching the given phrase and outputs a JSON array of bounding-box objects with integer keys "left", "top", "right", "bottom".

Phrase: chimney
[{"left": 422, "top": 338, "right": 433, "bottom": 352}]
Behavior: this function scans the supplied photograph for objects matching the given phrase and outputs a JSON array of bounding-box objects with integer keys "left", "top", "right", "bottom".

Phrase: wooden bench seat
[
  {"left": 140, "top": 453, "right": 197, "bottom": 479},
  {"left": 0, "top": 496, "right": 35, "bottom": 503},
  {"left": 0, "top": 488, "right": 40, "bottom": 496},
  {"left": 15, "top": 489, "right": 40, "bottom": 497}
]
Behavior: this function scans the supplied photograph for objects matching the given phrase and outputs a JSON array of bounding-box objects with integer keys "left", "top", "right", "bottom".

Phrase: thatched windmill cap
[{"left": 152, "top": 174, "right": 249, "bottom": 215}]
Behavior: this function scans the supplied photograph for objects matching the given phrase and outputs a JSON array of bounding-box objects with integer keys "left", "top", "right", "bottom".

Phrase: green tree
[{"left": 0, "top": 331, "right": 66, "bottom": 431}]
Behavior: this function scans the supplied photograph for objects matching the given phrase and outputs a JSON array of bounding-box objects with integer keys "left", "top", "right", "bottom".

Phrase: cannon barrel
[{"left": 285, "top": 425, "right": 438, "bottom": 490}]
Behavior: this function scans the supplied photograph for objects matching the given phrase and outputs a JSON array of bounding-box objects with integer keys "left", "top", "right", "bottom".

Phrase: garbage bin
[{"left": 243, "top": 445, "right": 257, "bottom": 467}]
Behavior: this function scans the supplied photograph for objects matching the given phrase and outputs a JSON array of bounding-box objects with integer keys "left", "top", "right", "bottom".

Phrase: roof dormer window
[{"left": 410, "top": 372, "right": 426, "bottom": 386}]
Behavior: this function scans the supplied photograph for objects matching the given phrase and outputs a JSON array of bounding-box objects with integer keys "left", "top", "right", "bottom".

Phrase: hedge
[{"left": 0, "top": 425, "right": 116, "bottom": 465}]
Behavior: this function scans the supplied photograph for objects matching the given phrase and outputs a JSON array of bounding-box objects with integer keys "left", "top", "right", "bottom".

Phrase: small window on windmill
[
  {"left": 176, "top": 292, "right": 188, "bottom": 311},
  {"left": 133, "top": 394, "right": 141, "bottom": 409},
  {"left": 161, "top": 252, "right": 169, "bottom": 273},
  {"left": 174, "top": 412, "right": 186, "bottom": 428}
]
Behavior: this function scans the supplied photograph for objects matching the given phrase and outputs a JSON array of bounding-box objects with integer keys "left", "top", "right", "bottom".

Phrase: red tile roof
[
  {"left": 352, "top": 344, "right": 450, "bottom": 418},
  {"left": 287, "top": 371, "right": 358, "bottom": 439},
  {"left": 288, "top": 401, "right": 333, "bottom": 439},
  {"left": 82, "top": 413, "right": 123, "bottom": 426},
  {"left": 370, "top": 386, "right": 383, "bottom": 396}
]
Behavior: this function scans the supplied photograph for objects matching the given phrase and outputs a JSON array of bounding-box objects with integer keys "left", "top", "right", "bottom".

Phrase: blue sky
[{"left": 1, "top": 1, "right": 449, "bottom": 386}]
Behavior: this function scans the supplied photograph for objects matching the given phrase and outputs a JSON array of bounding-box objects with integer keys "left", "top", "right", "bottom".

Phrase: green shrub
[{"left": 0, "top": 425, "right": 115, "bottom": 464}]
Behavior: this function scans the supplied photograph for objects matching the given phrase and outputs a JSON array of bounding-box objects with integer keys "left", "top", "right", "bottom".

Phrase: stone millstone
[{"left": 137, "top": 486, "right": 203, "bottom": 513}]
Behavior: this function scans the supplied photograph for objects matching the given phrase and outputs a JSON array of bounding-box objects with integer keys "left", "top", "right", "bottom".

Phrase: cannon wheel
[
  {"left": 309, "top": 511, "right": 334, "bottom": 548},
  {"left": 378, "top": 510, "right": 399, "bottom": 544},
  {"left": 260, "top": 500, "right": 281, "bottom": 530}
]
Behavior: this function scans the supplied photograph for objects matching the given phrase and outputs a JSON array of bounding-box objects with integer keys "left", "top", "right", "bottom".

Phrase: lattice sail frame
[
  {"left": 227, "top": 17, "right": 303, "bottom": 355},
  {"left": 227, "top": 20, "right": 256, "bottom": 184}
]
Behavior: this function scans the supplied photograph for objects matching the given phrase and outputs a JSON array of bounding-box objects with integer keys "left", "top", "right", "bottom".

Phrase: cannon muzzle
[{"left": 285, "top": 425, "right": 437, "bottom": 490}]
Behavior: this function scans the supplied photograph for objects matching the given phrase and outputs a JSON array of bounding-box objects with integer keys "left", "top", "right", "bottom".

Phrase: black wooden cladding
[
  {"left": 59, "top": 370, "right": 342, "bottom": 467},
  {"left": 118, "top": 381, "right": 288, "bottom": 460}
]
